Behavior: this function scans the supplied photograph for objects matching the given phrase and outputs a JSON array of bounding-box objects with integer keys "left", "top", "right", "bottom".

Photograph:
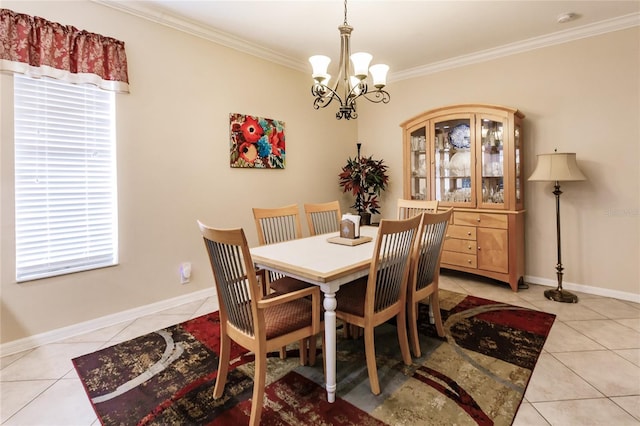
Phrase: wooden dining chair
[
  {"left": 335, "top": 214, "right": 421, "bottom": 395},
  {"left": 397, "top": 198, "right": 439, "bottom": 219},
  {"left": 397, "top": 199, "right": 442, "bottom": 336},
  {"left": 252, "top": 204, "right": 314, "bottom": 362},
  {"left": 252, "top": 204, "right": 310, "bottom": 293},
  {"left": 407, "top": 209, "right": 452, "bottom": 357},
  {"left": 304, "top": 200, "right": 341, "bottom": 236},
  {"left": 198, "top": 221, "right": 322, "bottom": 426},
  {"left": 253, "top": 204, "right": 303, "bottom": 245}
]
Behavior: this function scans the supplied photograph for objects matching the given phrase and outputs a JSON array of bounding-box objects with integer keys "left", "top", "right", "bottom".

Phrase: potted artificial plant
[{"left": 338, "top": 143, "right": 389, "bottom": 225}]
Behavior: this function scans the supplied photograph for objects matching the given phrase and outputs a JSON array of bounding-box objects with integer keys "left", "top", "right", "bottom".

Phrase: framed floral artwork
[{"left": 229, "top": 113, "right": 285, "bottom": 169}]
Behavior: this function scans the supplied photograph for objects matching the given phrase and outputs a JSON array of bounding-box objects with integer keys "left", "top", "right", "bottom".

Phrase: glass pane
[
  {"left": 435, "top": 118, "right": 471, "bottom": 203},
  {"left": 480, "top": 119, "right": 504, "bottom": 205},
  {"left": 410, "top": 128, "right": 427, "bottom": 200}
]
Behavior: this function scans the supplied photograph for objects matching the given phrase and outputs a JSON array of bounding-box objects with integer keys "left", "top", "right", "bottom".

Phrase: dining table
[{"left": 249, "top": 225, "right": 379, "bottom": 403}]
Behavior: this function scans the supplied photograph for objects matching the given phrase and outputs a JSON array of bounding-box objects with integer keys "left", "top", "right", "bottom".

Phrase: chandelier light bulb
[
  {"left": 350, "top": 52, "right": 372, "bottom": 80},
  {"left": 309, "top": 55, "right": 331, "bottom": 81},
  {"left": 369, "top": 64, "right": 389, "bottom": 89}
]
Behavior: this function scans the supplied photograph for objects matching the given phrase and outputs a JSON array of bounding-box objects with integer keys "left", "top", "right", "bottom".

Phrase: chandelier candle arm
[{"left": 308, "top": 0, "right": 390, "bottom": 120}]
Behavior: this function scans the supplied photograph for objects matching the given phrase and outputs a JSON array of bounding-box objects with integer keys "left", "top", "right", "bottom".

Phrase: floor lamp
[{"left": 528, "top": 151, "right": 586, "bottom": 303}]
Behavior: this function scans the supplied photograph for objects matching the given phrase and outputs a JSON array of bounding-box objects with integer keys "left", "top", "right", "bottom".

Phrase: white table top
[{"left": 249, "top": 226, "right": 379, "bottom": 288}]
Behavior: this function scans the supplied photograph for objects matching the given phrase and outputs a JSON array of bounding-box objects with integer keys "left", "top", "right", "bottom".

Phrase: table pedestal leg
[{"left": 323, "top": 291, "right": 337, "bottom": 403}]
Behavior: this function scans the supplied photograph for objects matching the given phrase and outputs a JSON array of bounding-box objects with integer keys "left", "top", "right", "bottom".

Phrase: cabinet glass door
[
  {"left": 479, "top": 117, "right": 505, "bottom": 207},
  {"left": 409, "top": 127, "right": 428, "bottom": 200},
  {"left": 434, "top": 117, "right": 474, "bottom": 206}
]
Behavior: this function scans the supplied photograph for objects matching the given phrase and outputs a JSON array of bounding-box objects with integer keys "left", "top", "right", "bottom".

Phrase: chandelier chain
[{"left": 343, "top": 0, "right": 348, "bottom": 25}]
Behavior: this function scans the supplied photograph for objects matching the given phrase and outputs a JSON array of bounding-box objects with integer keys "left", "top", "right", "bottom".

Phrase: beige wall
[
  {"left": 1, "top": 1, "right": 638, "bottom": 345},
  {"left": 0, "top": 1, "right": 356, "bottom": 343},
  {"left": 358, "top": 27, "right": 639, "bottom": 298}
]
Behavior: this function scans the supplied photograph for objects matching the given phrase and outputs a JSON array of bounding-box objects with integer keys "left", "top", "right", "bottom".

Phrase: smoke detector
[{"left": 557, "top": 13, "right": 578, "bottom": 24}]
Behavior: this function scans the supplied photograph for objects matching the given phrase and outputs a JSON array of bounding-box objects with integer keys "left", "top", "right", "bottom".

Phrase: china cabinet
[{"left": 400, "top": 104, "right": 525, "bottom": 291}]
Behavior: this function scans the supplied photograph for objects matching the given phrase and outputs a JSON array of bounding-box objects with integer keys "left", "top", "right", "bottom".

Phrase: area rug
[{"left": 72, "top": 290, "right": 555, "bottom": 425}]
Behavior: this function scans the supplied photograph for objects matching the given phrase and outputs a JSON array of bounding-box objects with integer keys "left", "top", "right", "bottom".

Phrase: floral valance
[{"left": 0, "top": 9, "right": 129, "bottom": 93}]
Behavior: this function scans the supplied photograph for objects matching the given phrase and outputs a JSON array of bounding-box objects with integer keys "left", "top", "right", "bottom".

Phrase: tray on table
[{"left": 327, "top": 236, "right": 373, "bottom": 246}]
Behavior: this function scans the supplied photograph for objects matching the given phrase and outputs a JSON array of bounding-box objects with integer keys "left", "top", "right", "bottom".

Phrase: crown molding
[
  {"left": 93, "top": 1, "right": 638, "bottom": 82},
  {"left": 392, "top": 12, "right": 640, "bottom": 82},
  {"left": 91, "top": 0, "right": 303, "bottom": 71}
]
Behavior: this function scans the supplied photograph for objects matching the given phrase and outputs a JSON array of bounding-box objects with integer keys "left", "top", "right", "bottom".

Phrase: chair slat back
[
  {"left": 397, "top": 199, "right": 439, "bottom": 219},
  {"left": 368, "top": 215, "right": 421, "bottom": 314},
  {"left": 253, "top": 204, "right": 303, "bottom": 282},
  {"left": 412, "top": 209, "right": 452, "bottom": 292},
  {"left": 199, "top": 223, "right": 259, "bottom": 336},
  {"left": 253, "top": 204, "right": 303, "bottom": 245},
  {"left": 304, "top": 201, "right": 341, "bottom": 236}
]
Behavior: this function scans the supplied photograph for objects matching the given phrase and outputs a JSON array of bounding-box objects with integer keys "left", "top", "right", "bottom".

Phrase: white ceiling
[{"left": 100, "top": 1, "right": 639, "bottom": 80}]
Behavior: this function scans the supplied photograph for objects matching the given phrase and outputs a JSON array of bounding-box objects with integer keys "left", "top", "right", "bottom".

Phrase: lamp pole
[{"left": 545, "top": 181, "right": 578, "bottom": 303}]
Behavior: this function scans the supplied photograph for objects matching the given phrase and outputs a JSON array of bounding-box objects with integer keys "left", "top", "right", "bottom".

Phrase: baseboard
[
  {"left": 0, "top": 288, "right": 215, "bottom": 357},
  {"left": 525, "top": 275, "right": 640, "bottom": 304}
]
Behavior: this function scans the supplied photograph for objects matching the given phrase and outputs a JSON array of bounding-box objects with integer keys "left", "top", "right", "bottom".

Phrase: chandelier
[{"left": 309, "top": 0, "right": 390, "bottom": 120}]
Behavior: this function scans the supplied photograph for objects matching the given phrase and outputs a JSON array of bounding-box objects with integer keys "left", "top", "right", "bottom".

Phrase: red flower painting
[
  {"left": 230, "top": 113, "right": 286, "bottom": 169},
  {"left": 240, "top": 116, "right": 264, "bottom": 143}
]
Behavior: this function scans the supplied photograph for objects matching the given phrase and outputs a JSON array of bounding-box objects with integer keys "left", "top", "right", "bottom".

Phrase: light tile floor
[{"left": 1, "top": 272, "right": 639, "bottom": 425}]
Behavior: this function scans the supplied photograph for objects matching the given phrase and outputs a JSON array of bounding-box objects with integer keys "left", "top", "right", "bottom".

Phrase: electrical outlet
[{"left": 180, "top": 262, "right": 191, "bottom": 284}]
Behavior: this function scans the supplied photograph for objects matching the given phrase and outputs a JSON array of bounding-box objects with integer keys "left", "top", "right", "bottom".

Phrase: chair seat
[
  {"left": 263, "top": 296, "right": 315, "bottom": 339},
  {"left": 270, "top": 276, "right": 312, "bottom": 293},
  {"left": 335, "top": 276, "right": 367, "bottom": 317}
]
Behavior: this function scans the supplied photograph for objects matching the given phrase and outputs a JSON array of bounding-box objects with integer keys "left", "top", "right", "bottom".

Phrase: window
[{"left": 14, "top": 75, "right": 118, "bottom": 282}]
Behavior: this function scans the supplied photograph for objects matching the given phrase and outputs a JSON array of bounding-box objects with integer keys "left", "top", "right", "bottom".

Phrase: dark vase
[{"left": 359, "top": 212, "right": 371, "bottom": 226}]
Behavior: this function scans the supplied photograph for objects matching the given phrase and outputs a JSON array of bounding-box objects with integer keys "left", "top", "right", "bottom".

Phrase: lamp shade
[
  {"left": 309, "top": 55, "right": 331, "bottom": 80},
  {"left": 350, "top": 52, "right": 372, "bottom": 80},
  {"left": 528, "top": 152, "right": 587, "bottom": 182},
  {"left": 369, "top": 64, "right": 389, "bottom": 88}
]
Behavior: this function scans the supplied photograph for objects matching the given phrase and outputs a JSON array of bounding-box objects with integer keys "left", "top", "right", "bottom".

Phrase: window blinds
[{"left": 14, "top": 75, "right": 118, "bottom": 281}]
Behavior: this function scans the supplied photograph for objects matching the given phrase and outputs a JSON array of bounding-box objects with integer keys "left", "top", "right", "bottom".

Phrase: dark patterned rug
[{"left": 73, "top": 290, "right": 555, "bottom": 425}]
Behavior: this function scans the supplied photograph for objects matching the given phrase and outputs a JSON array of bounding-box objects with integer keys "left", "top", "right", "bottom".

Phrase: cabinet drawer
[
  {"left": 442, "top": 251, "right": 477, "bottom": 268},
  {"left": 444, "top": 238, "right": 477, "bottom": 253},
  {"left": 454, "top": 212, "right": 508, "bottom": 229},
  {"left": 446, "top": 224, "right": 477, "bottom": 240}
]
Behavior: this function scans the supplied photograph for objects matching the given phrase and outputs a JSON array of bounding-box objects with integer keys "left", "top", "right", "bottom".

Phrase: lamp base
[{"left": 544, "top": 288, "right": 578, "bottom": 303}]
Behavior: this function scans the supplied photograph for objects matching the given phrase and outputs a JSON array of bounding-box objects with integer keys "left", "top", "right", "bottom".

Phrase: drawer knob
[
  {"left": 467, "top": 232, "right": 472, "bottom": 236},
  {"left": 476, "top": 218, "right": 481, "bottom": 222},
  {"left": 467, "top": 259, "right": 472, "bottom": 264},
  {"left": 468, "top": 245, "right": 472, "bottom": 249},
  {"left": 478, "top": 246, "right": 481, "bottom": 250}
]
